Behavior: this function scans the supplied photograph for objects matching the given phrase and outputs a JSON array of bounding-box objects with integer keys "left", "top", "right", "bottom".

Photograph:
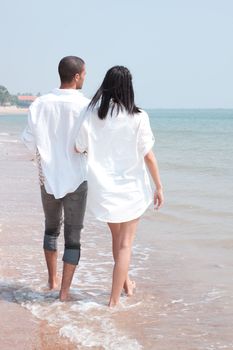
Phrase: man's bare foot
[
  {"left": 59, "top": 288, "right": 70, "bottom": 302},
  {"left": 124, "top": 280, "right": 136, "bottom": 296},
  {"left": 59, "top": 290, "right": 77, "bottom": 302},
  {"left": 48, "top": 276, "right": 59, "bottom": 290}
]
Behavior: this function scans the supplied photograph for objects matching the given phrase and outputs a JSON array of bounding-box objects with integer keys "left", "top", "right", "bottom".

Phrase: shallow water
[{"left": 0, "top": 110, "right": 233, "bottom": 349}]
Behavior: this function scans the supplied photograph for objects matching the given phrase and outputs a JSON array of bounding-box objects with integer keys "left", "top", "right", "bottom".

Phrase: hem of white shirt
[
  {"left": 91, "top": 198, "right": 153, "bottom": 223},
  {"left": 43, "top": 179, "right": 87, "bottom": 199}
]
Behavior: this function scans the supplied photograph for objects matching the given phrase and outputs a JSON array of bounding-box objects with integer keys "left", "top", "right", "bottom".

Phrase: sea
[{"left": 0, "top": 109, "right": 233, "bottom": 350}]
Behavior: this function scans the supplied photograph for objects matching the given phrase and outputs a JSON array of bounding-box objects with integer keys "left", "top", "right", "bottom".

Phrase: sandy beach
[{"left": 0, "top": 106, "right": 28, "bottom": 115}]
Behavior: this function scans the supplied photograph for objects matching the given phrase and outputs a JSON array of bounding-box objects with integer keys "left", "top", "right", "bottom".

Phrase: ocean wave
[
  {"left": 0, "top": 138, "right": 19, "bottom": 143},
  {"left": 0, "top": 228, "right": 151, "bottom": 350},
  {"left": 13, "top": 288, "right": 143, "bottom": 350}
]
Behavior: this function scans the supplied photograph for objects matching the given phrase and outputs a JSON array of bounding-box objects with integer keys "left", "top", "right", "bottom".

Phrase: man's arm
[{"left": 21, "top": 109, "right": 37, "bottom": 153}]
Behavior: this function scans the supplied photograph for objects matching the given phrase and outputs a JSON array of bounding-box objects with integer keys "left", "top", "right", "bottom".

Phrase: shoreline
[
  {"left": 0, "top": 106, "right": 28, "bottom": 115},
  {"left": 0, "top": 136, "right": 76, "bottom": 349}
]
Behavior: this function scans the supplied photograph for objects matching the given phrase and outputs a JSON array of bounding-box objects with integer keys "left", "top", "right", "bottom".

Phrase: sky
[{"left": 1, "top": 0, "right": 233, "bottom": 108}]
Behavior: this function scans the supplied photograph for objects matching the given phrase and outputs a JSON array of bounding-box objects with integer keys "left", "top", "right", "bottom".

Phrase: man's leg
[
  {"left": 60, "top": 181, "right": 88, "bottom": 301},
  {"left": 40, "top": 186, "right": 63, "bottom": 289}
]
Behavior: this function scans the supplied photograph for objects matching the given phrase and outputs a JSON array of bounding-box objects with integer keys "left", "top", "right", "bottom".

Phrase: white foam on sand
[
  {"left": 4, "top": 237, "right": 151, "bottom": 350},
  {"left": 1, "top": 220, "right": 152, "bottom": 349},
  {"left": 0, "top": 138, "right": 19, "bottom": 143},
  {"left": 60, "top": 321, "right": 143, "bottom": 350},
  {"left": 15, "top": 291, "right": 143, "bottom": 350}
]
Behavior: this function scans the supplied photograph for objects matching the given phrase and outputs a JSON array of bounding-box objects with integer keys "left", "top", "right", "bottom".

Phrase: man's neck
[{"left": 60, "top": 82, "right": 77, "bottom": 90}]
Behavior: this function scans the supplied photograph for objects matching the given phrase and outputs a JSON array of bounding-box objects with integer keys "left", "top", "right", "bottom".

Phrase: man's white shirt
[{"left": 22, "top": 88, "right": 90, "bottom": 199}]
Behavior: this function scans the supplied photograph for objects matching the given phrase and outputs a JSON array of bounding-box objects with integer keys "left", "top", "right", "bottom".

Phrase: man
[{"left": 22, "top": 56, "right": 90, "bottom": 301}]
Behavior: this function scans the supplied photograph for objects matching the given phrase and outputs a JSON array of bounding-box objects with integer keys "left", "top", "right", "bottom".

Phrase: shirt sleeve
[
  {"left": 75, "top": 117, "right": 89, "bottom": 153},
  {"left": 21, "top": 108, "right": 37, "bottom": 153},
  {"left": 138, "top": 111, "right": 155, "bottom": 157}
]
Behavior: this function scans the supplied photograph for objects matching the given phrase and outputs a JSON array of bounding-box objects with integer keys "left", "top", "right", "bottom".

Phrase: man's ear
[{"left": 74, "top": 73, "right": 80, "bottom": 82}]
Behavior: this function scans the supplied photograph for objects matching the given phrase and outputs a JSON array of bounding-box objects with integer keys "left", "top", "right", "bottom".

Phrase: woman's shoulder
[
  {"left": 116, "top": 107, "right": 148, "bottom": 119},
  {"left": 137, "top": 109, "right": 149, "bottom": 117},
  {"left": 82, "top": 107, "right": 105, "bottom": 129},
  {"left": 132, "top": 109, "right": 149, "bottom": 125}
]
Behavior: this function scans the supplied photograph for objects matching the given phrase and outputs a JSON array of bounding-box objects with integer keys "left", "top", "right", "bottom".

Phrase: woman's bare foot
[
  {"left": 108, "top": 298, "right": 120, "bottom": 307},
  {"left": 124, "top": 279, "right": 136, "bottom": 296}
]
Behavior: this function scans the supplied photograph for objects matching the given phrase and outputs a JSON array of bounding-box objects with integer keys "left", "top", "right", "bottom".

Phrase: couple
[{"left": 22, "top": 56, "right": 164, "bottom": 307}]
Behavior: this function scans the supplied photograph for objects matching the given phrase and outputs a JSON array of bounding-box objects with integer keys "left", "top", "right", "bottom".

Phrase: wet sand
[{"left": 0, "top": 302, "right": 75, "bottom": 350}]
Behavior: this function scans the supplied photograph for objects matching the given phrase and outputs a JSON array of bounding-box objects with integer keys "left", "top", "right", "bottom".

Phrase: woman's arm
[{"left": 144, "top": 150, "right": 164, "bottom": 210}]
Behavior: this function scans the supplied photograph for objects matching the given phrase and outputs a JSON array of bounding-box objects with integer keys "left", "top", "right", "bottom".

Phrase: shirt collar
[{"left": 52, "top": 88, "right": 84, "bottom": 96}]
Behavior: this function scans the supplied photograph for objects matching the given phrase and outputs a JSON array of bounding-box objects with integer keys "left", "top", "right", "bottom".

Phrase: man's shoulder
[
  {"left": 72, "top": 91, "right": 90, "bottom": 106},
  {"left": 29, "top": 91, "right": 55, "bottom": 108},
  {"left": 29, "top": 90, "right": 90, "bottom": 114},
  {"left": 78, "top": 95, "right": 90, "bottom": 108},
  {"left": 50, "top": 89, "right": 90, "bottom": 108}
]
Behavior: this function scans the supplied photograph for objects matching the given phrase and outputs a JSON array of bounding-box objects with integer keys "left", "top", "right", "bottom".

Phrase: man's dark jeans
[{"left": 40, "top": 181, "right": 88, "bottom": 265}]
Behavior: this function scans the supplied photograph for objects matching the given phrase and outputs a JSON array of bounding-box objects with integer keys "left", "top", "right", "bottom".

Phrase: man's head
[{"left": 58, "top": 56, "right": 86, "bottom": 89}]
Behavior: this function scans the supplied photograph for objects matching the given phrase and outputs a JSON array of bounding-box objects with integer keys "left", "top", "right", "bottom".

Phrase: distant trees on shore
[
  {"left": 0, "top": 85, "right": 14, "bottom": 105},
  {"left": 0, "top": 85, "right": 39, "bottom": 107}
]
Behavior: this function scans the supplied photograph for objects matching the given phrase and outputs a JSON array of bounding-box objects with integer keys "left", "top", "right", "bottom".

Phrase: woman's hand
[
  {"left": 154, "top": 188, "right": 164, "bottom": 210},
  {"left": 144, "top": 151, "right": 163, "bottom": 210},
  {"left": 74, "top": 146, "right": 80, "bottom": 153},
  {"left": 74, "top": 146, "right": 87, "bottom": 155}
]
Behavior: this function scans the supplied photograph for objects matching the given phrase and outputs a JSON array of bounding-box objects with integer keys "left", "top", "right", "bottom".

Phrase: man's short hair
[{"left": 58, "top": 56, "right": 85, "bottom": 83}]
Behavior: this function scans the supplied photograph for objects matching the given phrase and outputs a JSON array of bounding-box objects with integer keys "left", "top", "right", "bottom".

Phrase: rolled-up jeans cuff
[
  {"left": 63, "top": 248, "right": 81, "bottom": 265},
  {"left": 43, "top": 234, "right": 57, "bottom": 251}
]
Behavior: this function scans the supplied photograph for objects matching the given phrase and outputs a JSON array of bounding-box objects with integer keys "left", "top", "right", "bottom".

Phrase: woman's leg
[
  {"left": 108, "top": 223, "right": 136, "bottom": 296},
  {"left": 108, "top": 218, "right": 139, "bottom": 307}
]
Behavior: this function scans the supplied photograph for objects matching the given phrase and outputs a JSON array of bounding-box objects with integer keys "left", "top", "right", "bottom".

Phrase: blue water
[
  {"left": 1, "top": 110, "right": 233, "bottom": 350},
  {"left": 148, "top": 109, "right": 233, "bottom": 177},
  {"left": 1, "top": 109, "right": 233, "bottom": 232},
  {"left": 0, "top": 114, "right": 27, "bottom": 134},
  {"left": 141, "top": 109, "right": 233, "bottom": 233}
]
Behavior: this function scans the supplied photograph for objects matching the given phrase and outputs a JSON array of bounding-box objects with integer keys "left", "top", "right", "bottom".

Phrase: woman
[{"left": 76, "top": 66, "right": 164, "bottom": 307}]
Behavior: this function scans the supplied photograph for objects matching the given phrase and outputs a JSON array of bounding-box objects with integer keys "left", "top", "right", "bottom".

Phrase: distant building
[{"left": 17, "top": 95, "right": 37, "bottom": 107}]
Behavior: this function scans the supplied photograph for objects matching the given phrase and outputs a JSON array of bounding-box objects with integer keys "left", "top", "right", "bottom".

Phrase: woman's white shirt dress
[{"left": 76, "top": 107, "right": 155, "bottom": 223}]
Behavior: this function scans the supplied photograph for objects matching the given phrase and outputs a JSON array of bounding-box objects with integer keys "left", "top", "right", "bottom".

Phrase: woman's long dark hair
[{"left": 89, "top": 66, "right": 141, "bottom": 119}]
